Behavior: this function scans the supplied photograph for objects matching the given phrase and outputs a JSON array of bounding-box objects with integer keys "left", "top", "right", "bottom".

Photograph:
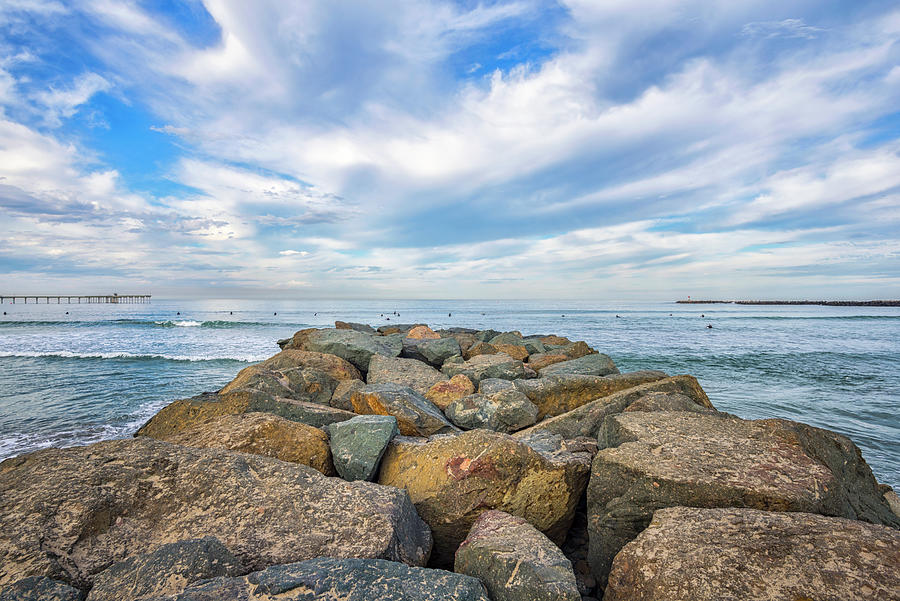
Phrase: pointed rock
[
  {"left": 444, "top": 390, "right": 538, "bottom": 433},
  {"left": 351, "top": 383, "right": 459, "bottom": 437}
]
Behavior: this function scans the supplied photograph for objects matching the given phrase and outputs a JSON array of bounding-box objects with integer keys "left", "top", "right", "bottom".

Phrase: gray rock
[
  {"left": 327, "top": 415, "right": 399, "bottom": 481},
  {"left": 522, "top": 338, "right": 547, "bottom": 354},
  {"left": 367, "top": 355, "right": 447, "bottom": 396},
  {"left": 0, "top": 578, "right": 82, "bottom": 601},
  {"left": 444, "top": 390, "right": 538, "bottom": 433},
  {"left": 351, "top": 383, "right": 459, "bottom": 437},
  {"left": 538, "top": 353, "right": 619, "bottom": 377},
  {"left": 442, "top": 354, "right": 527, "bottom": 386},
  {"left": 0, "top": 438, "right": 432, "bottom": 589},
  {"left": 330, "top": 379, "right": 366, "bottom": 411},
  {"left": 623, "top": 391, "right": 716, "bottom": 413},
  {"left": 605, "top": 507, "right": 900, "bottom": 601},
  {"left": 478, "top": 378, "right": 515, "bottom": 395},
  {"left": 86, "top": 537, "right": 244, "bottom": 601},
  {"left": 488, "top": 332, "right": 525, "bottom": 346},
  {"left": 335, "top": 321, "right": 376, "bottom": 334},
  {"left": 587, "top": 411, "right": 900, "bottom": 587},
  {"left": 474, "top": 329, "right": 501, "bottom": 342},
  {"left": 455, "top": 510, "right": 580, "bottom": 601},
  {"left": 170, "top": 558, "right": 489, "bottom": 600},
  {"left": 287, "top": 328, "right": 401, "bottom": 372},
  {"left": 514, "top": 371, "right": 668, "bottom": 419},
  {"left": 401, "top": 337, "right": 462, "bottom": 367}
]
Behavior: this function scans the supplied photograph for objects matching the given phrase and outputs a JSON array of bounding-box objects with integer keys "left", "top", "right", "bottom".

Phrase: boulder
[
  {"left": 330, "top": 378, "right": 366, "bottom": 411},
  {"left": 401, "top": 337, "right": 461, "bottom": 367},
  {"left": 378, "top": 429, "right": 592, "bottom": 567},
  {"left": 335, "top": 321, "right": 376, "bottom": 334},
  {"left": 488, "top": 332, "right": 524, "bottom": 346},
  {"left": 86, "top": 537, "right": 244, "bottom": 601},
  {"left": 623, "top": 391, "right": 715, "bottom": 413},
  {"left": 424, "top": 375, "right": 475, "bottom": 411},
  {"left": 351, "top": 383, "right": 459, "bottom": 437},
  {"left": 513, "top": 375, "right": 712, "bottom": 440},
  {"left": 0, "top": 438, "right": 432, "bottom": 588},
  {"left": 367, "top": 355, "right": 448, "bottom": 396},
  {"left": 462, "top": 341, "right": 497, "bottom": 360},
  {"left": 285, "top": 328, "right": 401, "bottom": 372},
  {"left": 474, "top": 329, "right": 501, "bottom": 342},
  {"left": 539, "top": 353, "right": 619, "bottom": 377},
  {"left": 327, "top": 415, "right": 398, "bottom": 482},
  {"left": 588, "top": 411, "right": 900, "bottom": 587},
  {"left": 0, "top": 578, "right": 82, "bottom": 601},
  {"left": 159, "top": 412, "right": 335, "bottom": 475},
  {"left": 478, "top": 378, "right": 515, "bottom": 395},
  {"left": 455, "top": 510, "right": 580, "bottom": 601},
  {"left": 444, "top": 390, "right": 538, "bottom": 433},
  {"left": 514, "top": 371, "right": 668, "bottom": 419},
  {"left": 440, "top": 331, "right": 477, "bottom": 355},
  {"left": 539, "top": 335, "right": 571, "bottom": 345},
  {"left": 526, "top": 352, "right": 569, "bottom": 371},
  {"left": 604, "top": 507, "right": 900, "bottom": 601},
  {"left": 493, "top": 343, "right": 529, "bottom": 362},
  {"left": 521, "top": 338, "right": 547, "bottom": 354},
  {"left": 169, "top": 558, "right": 489, "bottom": 600},
  {"left": 556, "top": 341, "right": 595, "bottom": 359},
  {"left": 135, "top": 390, "right": 356, "bottom": 438},
  {"left": 377, "top": 324, "right": 425, "bottom": 335},
  {"left": 407, "top": 325, "right": 440, "bottom": 340},
  {"left": 442, "top": 354, "right": 527, "bottom": 386}
]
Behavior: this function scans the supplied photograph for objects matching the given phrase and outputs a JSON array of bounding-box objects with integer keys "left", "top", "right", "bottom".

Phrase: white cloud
[{"left": 34, "top": 72, "right": 111, "bottom": 127}]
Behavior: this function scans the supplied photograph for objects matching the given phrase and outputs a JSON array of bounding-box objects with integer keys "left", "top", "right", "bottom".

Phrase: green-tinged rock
[
  {"left": 402, "top": 337, "right": 462, "bottom": 367},
  {"left": 169, "top": 558, "right": 490, "bottom": 601},
  {"left": 330, "top": 378, "right": 366, "bottom": 411},
  {"left": 424, "top": 374, "right": 476, "bottom": 411},
  {"left": 335, "top": 321, "right": 376, "bottom": 334},
  {"left": 522, "top": 338, "right": 547, "bottom": 354},
  {"left": 351, "top": 383, "right": 459, "bottom": 437},
  {"left": 442, "top": 354, "right": 527, "bottom": 386},
  {"left": 462, "top": 341, "right": 497, "bottom": 360},
  {"left": 538, "top": 353, "right": 619, "bottom": 377},
  {"left": 86, "top": 537, "right": 244, "bottom": 601},
  {"left": 605, "top": 507, "right": 900, "bottom": 601},
  {"left": 478, "top": 378, "right": 515, "bottom": 395},
  {"left": 474, "top": 329, "right": 501, "bottom": 342},
  {"left": 513, "top": 375, "right": 712, "bottom": 440},
  {"left": 158, "top": 412, "right": 336, "bottom": 475},
  {"left": 378, "top": 429, "right": 592, "bottom": 567},
  {"left": 327, "top": 415, "right": 399, "bottom": 482},
  {"left": 0, "top": 578, "right": 82, "bottom": 601},
  {"left": 444, "top": 390, "right": 538, "bottom": 433},
  {"left": 587, "top": 411, "right": 900, "bottom": 587},
  {"left": 514, "top": 371, "right": 668, "bottom": 419},
  {"left": 0, "top": 438, "right": 432, "bottom": 589},
  {"left": 286, "top": 328, "right": 402, "bottom": 372},
  {"left": 367, "top": 355, "right": 447, "bottom": 396},
  {"left": 455, "top": 510, "right": 580, "bottom": 601},
  {"left": 488, "top": 332, "right": 525, "bottom": 346},
  {"left": 439, "top": 331, "right": 477, "bottom": 355}
]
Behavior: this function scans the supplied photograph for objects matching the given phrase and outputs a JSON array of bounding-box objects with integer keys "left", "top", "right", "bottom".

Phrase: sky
[{"left": 1, "top": 0, "right": 899, "bottom": 300}]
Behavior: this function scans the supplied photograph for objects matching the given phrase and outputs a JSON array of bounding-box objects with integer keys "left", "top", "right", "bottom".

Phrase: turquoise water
[{"left": 0, "top": 298, "right": 897, "bottom": 489}]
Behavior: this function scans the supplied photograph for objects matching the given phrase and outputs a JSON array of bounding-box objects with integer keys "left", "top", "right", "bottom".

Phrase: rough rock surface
[
  {"left": 0, "top": 437, "right": 432, "bottom": 589},
  {"left": 367, "top": 355, "right": 448, "bottom": 396},
  {"left": 444, "top": 390, "right": 538, "bottom": 433},
  {"left": 135, "top": 390, "right": 355, "bottom": 438},
  {"left": 335, "top": 321, "right": 376, "bottom": 334},
  {"left": 514, "top": 370, "right": 668, "bottom": 419},
  {"left": 514, "top": 375, "right": 712, "bottom": 440},
  {"left": 0, "top": 577, "right": 82, "bottom": 601},
  {"left": 401, "top": 337, "right": 461, "bottom": 367},
  {"left": 168, "top": 558, "right": 489, "bottom": 601},
  {"left": 330, "top": 378, "right": 366, "bottom": 411},
  {"left": 440, "top": 331, "right": 477, "bottom": 355},
  {"left": 538, "top": 353, "right": 619, "bottom": 377},
  {"left": 478, "top": 378, "right": 516, "bottom": 395},
  {"left": 351, "top": 383, "right": 459, "bottom": 437},
  {"left": 462, "top": 341, "right": 497, "bottom": 360},
  {"left": 442, "top": 354, "right": 527, "bottom": 386},
  {"left": 623, "top": 391, "right": 715, "bottom": 413},
  {"left": 493, "top": 343, "right": 529, "bottom": 361},
  {"left": 455, "top": 510, "right": 580, "bottom": 601},
  {"left": 424, "top": 374, "right": 475, "bottom": 411},
  {"left": 285, "top": 328, "right": 401, "bottom": 372},
  {"left": 526, "top": 352, "right": 569, "bottom": 371},
  {"left": 407, "top": 325, "right": 441, "bottom": 340},
  {"left": 588, "top": 411, "right": 900, "bottom": 586},
  {"left": 489, "top": 332, "right": 525, "bottom": 346},
  {"left": 605, "top": 507, "right": 900, "bottom": 601},
  {"left": 160, "top": 412, "right": 335, "bottom": 475},
  {"left": 327, "top": 415, "right": 398, "bottom": 482},
  {"left": 86, "top": 537, "right": 244, "bottom": 601},
  {"left": 378, "top": 429, "right": 592, "bottom": 567}
]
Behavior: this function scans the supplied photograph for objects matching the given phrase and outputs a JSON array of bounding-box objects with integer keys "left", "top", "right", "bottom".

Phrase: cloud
[
  {"left": 278, "top": 250, "right": 309, "bottom": 256},
  {"left": 741, "top": 18, "right": 825, "bottom": 40},
  {"left": 33, "top": 72, "right": 112, "bottom": 127}
]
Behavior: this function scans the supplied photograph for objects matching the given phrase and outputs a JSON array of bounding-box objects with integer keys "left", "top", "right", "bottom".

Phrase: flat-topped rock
[
  {"left": 444, "top": 390, "right": 538, "bottom": 433},
  {"left": 221, "top": 350, "right": 361, "bottom": 403},
  {"left": 605, "top": 507, "right": 900, "bottom": 601},
  {"left": 168, "top": 558, "right": 489, "bottom": 600},
  {"left": 285, "top": 328, "right": 402, "bottom": 372},
  {"left": 367, "top": 355, "right": 448, "bottom": 396},
  {"left": 588, "top": 411, "right": 900, "bottom": 586},
  {"left": 327, "top": 415, "right": 398, "bottom": 482},
  {"left": 335, "top": 321, "right": 376, "bottom": 334},
  {"left": 160, "top": 412, "right": 335, "bottom": 475},
  {"left": 0, "top": 577, "right": 82, "bottom": 601},
  {"left": 455, "top": 510, "right": 580, "bottom": 601},
  {"left": 402, "top": 337, "right": 461, "bottom": 367},
  {"left": 378, "top": 429, "right": 592, "bottom": 567},
  {"left": 424, "top": 374, "right": 475, "bottom": 410},
  {"left": 442, "top": 353, "right": 527, "bottom": 386},
  {"left": 0, "top": 438, "right": 432, "bottom": 589},
  {"left": 351, "top": 383, "right": 459, "bottom": 437},
  {"left": 538, "top": 353, "right": 619, "bottom": 376}
]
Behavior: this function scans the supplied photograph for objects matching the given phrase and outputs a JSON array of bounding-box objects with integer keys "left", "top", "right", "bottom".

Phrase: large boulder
[
  {"left": 335, "top": 321, "right": 376, "bottom": 334},
  {"left": 327, "top": 415, "right": 398, "bottom": 482},
  {"left": 407, "top": 325, "right": 440, "bottom": 340},
  {"left": 488, "top": 332, "right": 525, "bottom": 346},
  {"left": 330, "top": 378, "right": 366, "bottom": 411},
  {"left": 444, "top": 390, "right": 538, "bottom": 433},
  {"left": 86, "top": 537, "right": 244, "bottom": 601},
  {"left": 442, "top": 354, "right": 527, "bottom": 386},
  {"left": 378, "top": 429, "right": 592, "bottom": 567},
  {"left": 0, "top": 578, "right": 81, "bottom": 601},
  {"left": 538, "top": 353, "right": 619, "bottom": 377},
  {"left": 367, "top": 355, "right": 448, "bottom": 396},
  {"left": 351, "top": 383, "right": 459, "bottom": 437},
  {"left": 514, "top": 375, "right": 713, "bottom": 440},
  {"left": 462, "top": 341, "right": 497, "bottom": 360},
  {"left": 526, "top": 352, "right": 569, "bottom": 371},
  {"left": 159, "top": 412, "right": 335, "bottom": 475},
  {"left": 588, "top": 411, "right": 900, "bottom": 587},
  {"left": 514, "top": 371, "right": 667, "bottom": 419},
  {"left": 285, "top": 328, "right": 402, "bottom": 372},
  {"left": 135, "top": 390, "right": 355, "bottom": 438},
  {"left": 0, "top": 438, "right": 432, "bottom": 589},
  {"left": 168, "top": 558, "right": 489, "bottom": 600},
  {"left": 493, "top": 343, "right": 529, "bottom": 362},
  {"left": 424, "top": 374, "right": 475, "bottom": 411},
  {"left": 439, "top": 331, "right": 477, "bottom": 355},
  {"left": 604, "top": 507, "right": 900, "bottom": 601},
  {"left": 402, "top": 337, "right": 462, "bottom": 367},
  {"left": 455, "top": 510, "right": 580, "bottom": 601}
]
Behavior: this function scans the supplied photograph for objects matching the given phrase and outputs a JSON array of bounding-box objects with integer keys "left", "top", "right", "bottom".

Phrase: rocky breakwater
[{"left": 1, "top": 322, "right": 898, "bottom": 601}]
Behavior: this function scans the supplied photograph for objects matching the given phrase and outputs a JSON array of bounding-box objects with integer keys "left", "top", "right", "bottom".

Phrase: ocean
[{"left": 0, "top": 298, "right": 897, "bottom": 489}]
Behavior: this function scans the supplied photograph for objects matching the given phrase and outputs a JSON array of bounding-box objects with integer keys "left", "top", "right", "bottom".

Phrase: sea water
[{"left": 0, "top": 298, "right": 897, "bottom": 488}]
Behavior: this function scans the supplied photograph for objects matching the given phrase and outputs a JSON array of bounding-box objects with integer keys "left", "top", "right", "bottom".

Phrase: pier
[{"left": 0, "top": 294, "right": 151, "bottom": 304}]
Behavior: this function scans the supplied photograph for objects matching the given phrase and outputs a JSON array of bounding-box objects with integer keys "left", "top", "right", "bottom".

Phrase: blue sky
[{"left": 1, "top": 0, "right": 899, "bottom": 299}]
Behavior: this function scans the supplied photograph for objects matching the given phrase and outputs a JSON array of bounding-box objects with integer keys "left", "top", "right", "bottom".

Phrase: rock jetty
[{"left": 1, "top": 322, "right": 898, "bottom": 601}]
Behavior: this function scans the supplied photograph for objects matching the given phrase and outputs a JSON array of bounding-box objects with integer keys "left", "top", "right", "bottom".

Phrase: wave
[
  {"left": 0, "top": 351, "right": 262, "bottom": 362},
  {"left": 0, "top": 319, "right": 296, "bottom": 329}
]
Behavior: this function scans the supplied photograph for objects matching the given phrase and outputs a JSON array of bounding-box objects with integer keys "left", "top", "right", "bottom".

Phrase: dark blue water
[{"left": 0, "top": 299, "right": 897, "bottom": 488}]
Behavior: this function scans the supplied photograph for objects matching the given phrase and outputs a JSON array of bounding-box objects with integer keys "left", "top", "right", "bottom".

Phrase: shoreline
[{"left": 675, "top": 300, "right": 900, "bottom": 307}]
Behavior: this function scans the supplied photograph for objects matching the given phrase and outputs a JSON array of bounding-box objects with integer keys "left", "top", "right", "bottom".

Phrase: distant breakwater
[{"left": 676, "top": 300, "right": 900, "bottom": 307}]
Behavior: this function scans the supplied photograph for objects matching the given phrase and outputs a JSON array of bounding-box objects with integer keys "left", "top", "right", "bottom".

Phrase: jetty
[
  {"left": 0, "top": 294, "right": 151, "bottom": 304},
  {"left": 676, "top": 299, "right": 900, "bottom": 307}
]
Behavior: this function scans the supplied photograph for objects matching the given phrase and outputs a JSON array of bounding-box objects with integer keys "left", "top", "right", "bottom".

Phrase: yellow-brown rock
[
  {"left": 463, "top": 341, "right": 497, "bottom": 360},
  {"left": 407, "top": 325, "right": 440, "bottom": 340},
  {"left": 378, "top": 429, "right": 593, "bottom": 567},
  {"left": 514, "top": 371, "right": 668, "bottom": 419},
  {"left": 527, "top": 353, "right": 569, "bottom": 371},
  {"left": 425, "top": 374, "right": 476, "bottom": 410},
  {"left": 493, "top": 343, "right": 529, "bottom": 362},
  {"left": 160, "top": 412, "right": 336, "bottom": 475},
  {"left": 540, "top": 335, "right": 572, "bottom": 346}
]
